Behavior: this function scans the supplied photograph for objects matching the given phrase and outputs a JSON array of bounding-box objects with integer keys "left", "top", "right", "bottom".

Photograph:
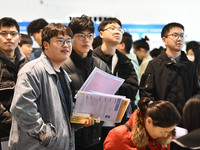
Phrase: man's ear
[
  {"left": 43, "top": 41, "right": 49, "bottom": 50},
  {"left": 162, "top": 37, "right": 167, "bottom": 46},
  {"left": 18, "top": 34, "right": 21, "bottom": 44},
  {"left": 99, "top": 31, "right": 104, "bottom": 38},
  {"left": 121, "top": 43, "right": 125, "bottom": 50}
]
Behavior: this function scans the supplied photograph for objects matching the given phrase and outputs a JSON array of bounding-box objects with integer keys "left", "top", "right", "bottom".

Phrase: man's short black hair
[
  {"left": 92, "top": 35, "right": 102, "bottom": 49},
  {"left": 68, "top": 15, "right": 94, "bottom": 35},
  {"left": 98, "top": 17, "right": 122, "bottom": 32},
  {"left": 19, "top": 34, "right": 33, "bottom": 47},
  {"left": 27, "top": 18, "right": 48, "bottom": 35},
  {"left": 0, "top": 17, "right": 19, "bottom": 32},
  {"left": 161, "top": 22, "right": 184, "bottom": 38},
  {"left": 120, "top": 32, "right": 133, "bottom": 54}
]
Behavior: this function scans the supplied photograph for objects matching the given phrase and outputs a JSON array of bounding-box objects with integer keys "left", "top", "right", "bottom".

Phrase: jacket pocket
[
  {"left": 40, "top": 123, "right": 57, "bottom": 148},
  {"left": 140, "top": 73, "right": 154, "bottom": 90}
]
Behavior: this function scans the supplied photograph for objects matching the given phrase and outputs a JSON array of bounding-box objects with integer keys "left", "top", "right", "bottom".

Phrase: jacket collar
[
  {"left": 158, "top": 50, "right": 189, "bottom": 65},
  {"left": 70, "top": 49, "right": 93, "bottom": 69},
  {"left": 0, "top": 46, "right": 26, "bottom": 63},
  {"left": 93, "top": 46, "right": 130, "bottom": 65},
  {"left": 40, "top": 53, "right": 71, "bottom": 82}
]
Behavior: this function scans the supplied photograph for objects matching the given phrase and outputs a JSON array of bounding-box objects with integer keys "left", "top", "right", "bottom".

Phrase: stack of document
[
  {"left": 72, "top": 67, "right": 130, "bottom": 123},
  {"left": 74, "top": 91, "right": 130, "bottom": 122}
]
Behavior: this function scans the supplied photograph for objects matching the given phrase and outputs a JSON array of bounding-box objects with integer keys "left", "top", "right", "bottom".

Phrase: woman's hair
[
  {"left": 186, "top": 43, "right": 200, "bottom": 76},
  {"left": 138, "top": 97, "right": 181, "bottom": 127},
  {"left": 183, "top": 94, "right": 200, "bottom": 132}
]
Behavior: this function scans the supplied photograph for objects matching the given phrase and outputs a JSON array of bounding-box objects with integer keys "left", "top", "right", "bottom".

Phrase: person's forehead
[
  {"left": 52, "top": 34, "right": 71, "bottom": 39},
  {"left": 0, "top": 26, "right": 18, "bottom": 31},
  {"left": 168, "top": 27, "right": 184, "bottom": 33},
  {"left": 157, "top": 125, "right": 175, "bottom": 132},
  {"left": 105, "top": 22, "right": 121, "bottom": 28},
  {"left": 76, "top": 29, "right": 93, "bottom": 34}
]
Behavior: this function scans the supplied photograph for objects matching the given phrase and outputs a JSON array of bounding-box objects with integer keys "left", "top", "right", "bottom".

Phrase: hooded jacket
[
  {"left": 0, "top": 46, "right": 26, "bottom": 138},
  {"left": 8, "top": 53, "right": 76, "bottom": 150},
  {"left": 104, "top": 110, "right": 172, "bottom": 150}
]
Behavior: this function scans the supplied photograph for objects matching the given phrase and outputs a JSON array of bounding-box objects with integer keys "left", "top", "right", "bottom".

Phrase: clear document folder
[{"left": 74, "top": 91, "right": 130, "bottom": 123}]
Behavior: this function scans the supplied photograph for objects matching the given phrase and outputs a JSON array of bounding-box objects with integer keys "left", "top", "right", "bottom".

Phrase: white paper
[{"left": 79, "top": 67, "right": 124, "bottom": 95}]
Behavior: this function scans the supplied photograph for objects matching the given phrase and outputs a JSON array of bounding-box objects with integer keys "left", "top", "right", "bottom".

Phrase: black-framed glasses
[
  {"left": 0, "top": 31, "right": 19, "bottom": 38},
  {"left": 165, "top": 33, "right": 186, "bottom": 40},
  {"left": 103, "top": 26, "right": 125, "bottom": 34},
  {"left": 56, "top": 38, "right": 74, "bottom": 47},
  {"left": 75, "top": 33, "right": 94, "bottom": 41}
]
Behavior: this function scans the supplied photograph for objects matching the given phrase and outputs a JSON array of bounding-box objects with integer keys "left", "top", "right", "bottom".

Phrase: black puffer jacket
[
  {"left": 93, "top": 46, "right": 139, "bottom": 108},
  {"left": 140, "top": 50, "right": 200, "bottom": 115},
  {"left": 0, "top": 46, "right": 26, "bottom": 138},
  {"left": 62, "top": 49, "right": 110, "bottom": 148}
]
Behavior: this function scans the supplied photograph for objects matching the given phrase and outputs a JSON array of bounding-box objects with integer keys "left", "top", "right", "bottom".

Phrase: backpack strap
[{"left": 124, "top": 123, "right": 132, "bottom": 131}]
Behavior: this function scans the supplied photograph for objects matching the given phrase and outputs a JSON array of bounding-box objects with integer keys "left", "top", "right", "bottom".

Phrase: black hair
[
  {"left": 161, "top": 22, "right": 184, "bottom": 38},
  {"left": 120, "top": 32, "right": 133, "bottom": 54},
  {"left": 19, "top": 34, "right": 33, "bottom": 47},
  {"left": 27, "top": 18, "right": 48, "bottom": 35},
  {"left": 138, "top": 97, "right": 181, "bottom": 127},
  {"left": 186, "top": 41, "right": 200, "bottom": 51},
  {"left": 183, "top": 94, "right": 200, "bottom": 132},
  {"left": 142, "top": 35, "right": 150, "bottom": 42},
  {"left": 42, "top": 23, "right": 73, "bottom": 51},
  {"left": 0, "top": 17, "right": 19, "bottom": 32},
  {"left": 68, "top": 15, "right": 94, "bottom": 35},
  {"left": 98, "top": 17, "right": 122, "bottom": 32},
  {"left": 92, "top": 35, "right": 102, "bottom": 49},
  {"left": 133, "top": 39, "right": 150, "bottom": 52},
  {"left": 150, "top": 46, "right": 164, "bottom": 58},
  {"left": 187, "top": 47, "right": 200, "bottom": 74}
]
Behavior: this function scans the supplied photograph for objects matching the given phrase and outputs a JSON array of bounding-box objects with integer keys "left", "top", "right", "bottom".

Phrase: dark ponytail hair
[{"left": 138, "top": 97, "right": 181, "bottom": 127}]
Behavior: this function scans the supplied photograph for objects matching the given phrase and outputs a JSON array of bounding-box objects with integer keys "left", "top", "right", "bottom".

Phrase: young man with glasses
[
  {"left": 0, "top": 17, "right": 27, "bottom": 149},
  {"left": 93, "top": 17, "right": 138, "bottom": 149},
  {"left": 8, "top": 23, "right": 94, "bottom": 150},
  {"left": 140, "top": 22, "right": 200, "bottom": 118},
  {"left": 62, "top": 15, "right": 110, "bottom": 150}
]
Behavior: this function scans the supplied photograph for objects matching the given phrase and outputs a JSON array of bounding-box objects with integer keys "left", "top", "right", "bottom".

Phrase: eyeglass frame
[
  {"left": 0, "top": 31, "right": 19, "bottom": 38},
  {"left": 56, "top": 38, "right": 74, "bottom": 47},
  {"left": 165, "top": 33, "right": 186, "bottom": 40},
  {"left": 103, "top": 26, "right": 125, "bottom": 34},
  {"left": 74, "top": 33, "right": 94, "bottom": 41}
]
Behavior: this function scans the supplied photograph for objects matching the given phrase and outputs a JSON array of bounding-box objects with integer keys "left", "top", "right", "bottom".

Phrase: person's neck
[
  {"left": 74, "top": 49, "right": 88, "bottom": 58},
  {"left": 101, "top": 43, "right": 116, "bottom": 56},
  {"left": 1, "top": 49, "right": 15, "bottom": 58},
  {"left": 166, "top": 48, "right": 181, "bottom": 58},
  {"left": 49, "top": 59, "right": 61, "bottom": 72}
]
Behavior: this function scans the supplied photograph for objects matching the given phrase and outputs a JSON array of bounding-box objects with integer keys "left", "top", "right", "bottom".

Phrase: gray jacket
[{"left": 8, "top": 53, "right": 75, "bottom": 150}]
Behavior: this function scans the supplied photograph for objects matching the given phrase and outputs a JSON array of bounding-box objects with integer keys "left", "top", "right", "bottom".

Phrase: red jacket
[{"left": 104, "top": 111, "right": 170, "bottom": 150}]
